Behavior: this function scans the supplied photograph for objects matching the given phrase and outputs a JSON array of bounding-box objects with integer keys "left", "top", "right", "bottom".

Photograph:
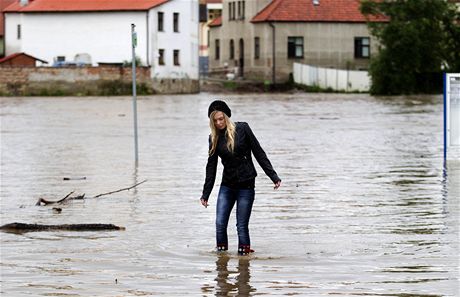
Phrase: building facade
[
  {"left": 209, "top": 0, "right": 383, "bottom": 83},
  {"left": 199, "top": 0, "right": 222, "bottom": 76},
  {"left": 3, "top": 0, "right": 199, "bottom": 93}
]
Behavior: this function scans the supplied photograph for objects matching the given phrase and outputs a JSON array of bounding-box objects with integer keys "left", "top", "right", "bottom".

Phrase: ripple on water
[{"left": 0, "top": 94, "right": 458, "bottom": 296}]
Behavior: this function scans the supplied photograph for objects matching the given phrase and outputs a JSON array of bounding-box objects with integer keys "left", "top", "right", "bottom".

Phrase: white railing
[{"left": 293, "top": 62, "right": 370, "bottom": 92}]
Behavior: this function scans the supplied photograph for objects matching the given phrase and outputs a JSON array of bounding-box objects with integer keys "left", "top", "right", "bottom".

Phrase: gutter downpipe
[{"left": 269, "top": 22, "right": 275, "bottom": 85}]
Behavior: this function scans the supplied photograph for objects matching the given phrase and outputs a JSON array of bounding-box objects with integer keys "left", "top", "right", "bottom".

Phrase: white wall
[
  {"left": 150, "top": 0, "right": 199, "bottom": 80},
  {"left": 5, "top": 1, "right": 199, "bottom": 80},
  {"left": 294, "top": 62, "right": 370, "bottom": 92},
  {"left": 5, "top": 12, "right": 148, "bottom": 66}
]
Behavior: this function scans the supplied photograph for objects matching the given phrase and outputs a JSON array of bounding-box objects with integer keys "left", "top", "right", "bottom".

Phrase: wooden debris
[
  {"left": 93, "top": 179, "right": 147, "bottom": 198},
  {"left": 63, "top": 177, "right": 86, "bottom": 181},
  {"left": 36, "top": 192, "right": 85, "bottom": 206},
  {"left": 0, "top": 222, "right": 125, "bottom": 233},
  {"left": 35, "top": 179, "right": 147, "bottom": 206}
]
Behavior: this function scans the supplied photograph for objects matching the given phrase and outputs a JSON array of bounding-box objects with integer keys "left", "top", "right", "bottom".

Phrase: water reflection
[{"left": 213, "top": 255, "right": 255, "bottom": 296}]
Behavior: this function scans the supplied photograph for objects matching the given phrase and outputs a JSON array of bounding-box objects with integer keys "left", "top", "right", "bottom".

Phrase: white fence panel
[
  {"left": 337, "top": 70, "right": 348, "bottom": 90},
  {"left": 293, "top": 62, "right": 370, "bottom": 92},
  {"left": 348, "top": 71, "right": 370, "bottom": 91},
  {"left": 326, "top": 68, "right": 336, "bottom": 90},
  {"left": 307, "top": 65, "right": 316, "bottom": 86},
  {"left": 293, "top": 63, "right": 302, "bottom": 84},
  {"left": 317, "top": 67, "right": 327, "bottom": 89}
]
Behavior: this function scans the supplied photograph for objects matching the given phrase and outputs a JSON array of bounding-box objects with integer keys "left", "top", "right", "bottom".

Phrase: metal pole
[
  {"left": 269, "top": 22, "right": 276, "bottom": 85},
  {"left": 132, "top": 23, "right": 139, "bottom": 163},
  {"left": 443, "top": 72, "right": 447, "bottom": 161}
]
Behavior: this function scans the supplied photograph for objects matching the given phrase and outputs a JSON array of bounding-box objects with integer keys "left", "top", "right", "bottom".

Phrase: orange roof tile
[
  {"left": 4, "top": 0, "right": 170, "bottom": 13},
  {"left": 209, "top": 15, "right": 222, "bottom": 27},
  {"left": 1, "top": 0, "right": 16, "bottom": 36},
  {"left": 251, "top": 0, "right": 387, "bottom": 23},
  {"left": 0, "top": 52, "right": 48, "bottom": 64}
]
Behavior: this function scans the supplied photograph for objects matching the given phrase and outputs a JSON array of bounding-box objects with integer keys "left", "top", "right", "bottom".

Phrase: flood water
[{"left": 0, "top": 93, "right": 459, "bottom": 296}]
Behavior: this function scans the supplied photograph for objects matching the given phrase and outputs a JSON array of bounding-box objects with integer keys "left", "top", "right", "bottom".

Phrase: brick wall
[
  {"left": 0, "top": 66, "right": 199, "bottom": 95},
  {"left": 0, "top": 66, "right": 151, "bottom": 84}
]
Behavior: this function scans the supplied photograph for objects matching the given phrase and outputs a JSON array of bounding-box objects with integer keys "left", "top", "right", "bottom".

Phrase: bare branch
[
  {"left": 93, "top": 180, "right": 147, "bottom": 198},
  {"left": 36, "top": 192, "right": 86, "bottom": 206}
]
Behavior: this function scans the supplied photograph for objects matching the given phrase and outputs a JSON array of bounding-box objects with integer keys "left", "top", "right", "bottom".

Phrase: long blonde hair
[{"left": 209, "top": 111, "right": 236, "bottom": 156}]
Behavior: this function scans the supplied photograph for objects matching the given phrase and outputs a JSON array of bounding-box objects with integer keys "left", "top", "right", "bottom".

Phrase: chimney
[
  {"left": 19, "top": 0, "right": 29, "bottom": 7},
  {"left": 313, "top": 0, "right": 319, "bottom": 5}
]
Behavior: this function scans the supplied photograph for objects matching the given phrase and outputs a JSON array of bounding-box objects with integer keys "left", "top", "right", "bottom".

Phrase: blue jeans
[{"left": 216, "top": 185, "right": 255, "bottom": 248}]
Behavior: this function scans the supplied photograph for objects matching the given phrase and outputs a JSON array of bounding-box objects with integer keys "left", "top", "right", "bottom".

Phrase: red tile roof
[
  {"left": 251, "top": 0, "right": 387, "bottom": 23},
  {"left": 4, "top": 0, "right": 170, "bottom": 13},
  {"left": 1, "top": 0, "right": 16, "bottom": 36},
  {"left": 0, "top": 52, "right": 48, "bottom": 64},
  {"left": 209, "top": 15, "right": 222, "bottom": 27}
]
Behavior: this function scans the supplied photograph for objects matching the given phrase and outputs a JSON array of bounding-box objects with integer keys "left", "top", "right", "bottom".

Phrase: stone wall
[{"left": 0, "top": 66, "right": 199, "bottom": 95}]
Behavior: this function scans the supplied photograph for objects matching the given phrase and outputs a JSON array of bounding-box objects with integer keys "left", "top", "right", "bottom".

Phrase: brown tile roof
[
  {"left": 251, "top": 0, "right": 387, "bottom": 23},
  {"left": 0, "top": 52, "right": 48, "bottom": 64},
  {"left": 209, "top": 15, "right": 221, "bottom": 27},
  {"left": 3, "top": 0, "right": 170, "bottom": 13},
  {"left": 1, "top": 0, "right": 16, "bottom": 36}
]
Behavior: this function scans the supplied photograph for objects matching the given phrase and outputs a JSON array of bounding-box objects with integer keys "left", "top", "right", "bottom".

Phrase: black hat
[{"left": 208, "top": 100, "right": 231, "bottom": 118}]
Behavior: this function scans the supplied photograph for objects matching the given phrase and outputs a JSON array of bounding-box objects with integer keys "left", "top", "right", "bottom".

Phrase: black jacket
[{"left": 201, "top": 122, "right": 280, "bottom": 200}]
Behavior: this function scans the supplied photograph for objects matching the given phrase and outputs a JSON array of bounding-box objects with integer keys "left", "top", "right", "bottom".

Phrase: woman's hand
[
  {"left": 274, "top": 180, "right": 281, "bottom": 190},
  {"left": 200, "top": 198, "right": 209, "bottom": 208}
]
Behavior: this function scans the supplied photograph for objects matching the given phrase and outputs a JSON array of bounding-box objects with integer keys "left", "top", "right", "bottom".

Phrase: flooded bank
[{"left": 1, "top": 93, "right": 458, "bottom": 296}]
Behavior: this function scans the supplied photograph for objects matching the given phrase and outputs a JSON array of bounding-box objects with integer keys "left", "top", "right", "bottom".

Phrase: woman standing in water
[{"left": 200, "top": 100, "right": 281, "bottom": 255}]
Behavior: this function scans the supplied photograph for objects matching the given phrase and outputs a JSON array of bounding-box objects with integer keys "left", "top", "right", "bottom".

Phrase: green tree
[
  {"left": 123, "top": 56, "right": 143, "bottom": 67},
  {"left": 361, "top": 0, "right": 460, "bottom": 95}
]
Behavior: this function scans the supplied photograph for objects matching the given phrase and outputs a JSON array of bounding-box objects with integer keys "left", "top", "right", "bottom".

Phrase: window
[
  {"left": 199, "top": 4, "right": 207, "bottom": 22},
  {"left": 242, "top": 1, "right": 245, "bottom": 19},
  {"left": 229, "top": 2, "right": 236, "bottom": 20},
  {"left": 228, "top": 2, "right": 232, "bottom": 20},
  {"left": 173, "top": 50, "right": 180, "bottom": 65},
  {"left": 237, "top": 1, "right": 241, "bottom": 19},
  {"left": 17, "top": 24, "right": 21, "bottom": 40},
  {"left": 230, "top": 39, "right": 234, "bottom": 60},
  {"left": 159, "top": 49, "right": 165, "bottom": 65},
  {"left": 254, "top": 37, "right": 260, "bottom": 59},
  {"left": 173, "top": 13, "right": 179, "bottom": 32},
  {"left": 158, "top": 12, "right": 164, "bottom": 32},
  {"left": 215, "top": 39, "right": 220, "bottom": 60},
  {"left": 355, "top": 37, "right": 370, "bottom": 58},
  {"left": 287, "top": 37, "right": 304, "bottom": 59}
]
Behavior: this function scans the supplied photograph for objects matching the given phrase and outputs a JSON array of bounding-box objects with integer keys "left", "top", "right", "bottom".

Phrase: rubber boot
[
  {"left": 238, "top": 245, "right": 254, "bottom": 255},
  {"left": 216, "top": 243, "right": 228, "bottom": 252}
]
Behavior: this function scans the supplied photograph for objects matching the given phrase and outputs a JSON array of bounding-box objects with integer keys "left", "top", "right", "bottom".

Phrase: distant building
[
  {"left": 199, "top": 0, "right": 222, "bottom": 76},
  {"left": 0, "top": 0, "right": 16, "bottom": 57},
  {"left": 209, "top": 0, "right": 386, "bottom": 83},
  {"left": 0, "top": 52, "right": 47, "bottom": 66},
  {"left": 3, "top": 0, "right": 199, "bottom": 93}
]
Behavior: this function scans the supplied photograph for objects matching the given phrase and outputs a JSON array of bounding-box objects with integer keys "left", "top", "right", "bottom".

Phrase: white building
[{"left": 4, "top": 0, "right": 199, "bottom": 92}]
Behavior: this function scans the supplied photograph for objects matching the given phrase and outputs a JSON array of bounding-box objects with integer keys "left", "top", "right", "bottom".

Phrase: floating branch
[
  {"left": 0, "top": 222, "right": 125, "bottom": 233},
  {"left": 93, "top": 179, "right": 147, "bottom": 198},
  {"left": 35, "top": 180, "right": 147, "bottom": 206},
  {"left": 63, "top": 177, "right": 86, "bottom": 181},
  {"left": 36, "top": 191, "right": 85, "bottom": 206}
]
